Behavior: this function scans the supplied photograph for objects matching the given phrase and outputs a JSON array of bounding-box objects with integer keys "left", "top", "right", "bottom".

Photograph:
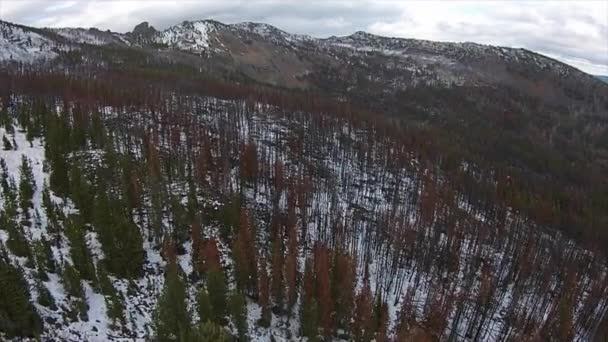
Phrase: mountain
[
  {"left": 0, "top": 18, "right": 608, "bottom": 341},
  {"left": 597, "top": 75, "right": 608, "bottom": 84},
  {"left": 2, "top": 19, "right": 605, "bottom": 90}
]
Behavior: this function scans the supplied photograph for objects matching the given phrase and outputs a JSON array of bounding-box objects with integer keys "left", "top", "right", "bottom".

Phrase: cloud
[{"left": 0, "top": 0, "right": 605, "bottom": 75}]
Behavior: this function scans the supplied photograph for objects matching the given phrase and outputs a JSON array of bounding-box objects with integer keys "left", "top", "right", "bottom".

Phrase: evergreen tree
[
  {"left": 45, "top": 111, "right": 72, "bottom": 196},
  {"left": 258, "top": 256, "right": 271, "bottom": 328},
  {"left": 95, "top": 194, "right": 144, "bottom": 278},
  {"left": 207, "top": 268, "right": 228, "bottom": 324},
  {"left": 229, "top": 292, "right": 248, "bottom": 341},
  {"left": 270, "top": 235, "right": 284, "bottom": 309},
  {"left": 300, "top": 259, "right": 319, "bottom": 341},
  {"left": 285, "top": 222, "right": 298, "bottom": 316},
  {"left": 2, "top": 211, "right": 31, "bottom": 260},
  {"left": 36, "top": 279, "right": 57, "bottom": 311},
  {"left": 33, "top": 238, "right": 55, "bottom": 280},
  {"left": 192, "top": 320, "right": 229, "bottom": 342},
  {"left": 332, "top": 249, "right": 356, "bottom": 332},
  {"left": 0, "top": 256, "right": 42, "bottom": 338},
  {"left": 170, "top": 195, "right": 190, "bottom": 246},
  {"left": 233, "top": 209, "right": 257, "bottom": 294},
  {"left": 69, "top": 164, "right": 92, "bottom": 222},
  {"left": 89, "top": 111, "right": 106, "bottom": 149},
  {"left": 373, "top": 296, "right": 389, "bottom": 342},
  {"left": 0, "top": 158, "right": 10, "bottom": 195},
  {"left": 197, "top": 287, "right": 213, "bottom": 323},
  {"left": 96, "top": 263, "right": 125, "bottom": 327},
  {"left": 65, "top": 215, "right": 96, "bottom": 282},
  {"left": 301, "top": 299, "right": 320, "bottom": 342},
  {"left": 2, "top": 135, "right": 12, "bottom": 150},
  {"left": 61, "top": 263, "right": 89, "bottom": 321},
  {"left": 352, "top": 268, "right": 373, "bottom": 342},
  {"left": 0, "top": 106, "right": 11, "bottom": 130},
  {"left": 152, "top": 264, "right": 191, "bottom": 341},
  {"left": 18, "top": 155, "right": 36, "bottom": 218}
]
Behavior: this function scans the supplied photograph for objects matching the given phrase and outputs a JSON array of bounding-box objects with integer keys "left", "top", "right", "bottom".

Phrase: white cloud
[{"left": 0, "top": 0, "right": 606, "bottom": 74}]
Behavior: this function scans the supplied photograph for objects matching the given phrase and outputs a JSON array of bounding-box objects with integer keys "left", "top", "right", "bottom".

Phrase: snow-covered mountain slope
[
  {"left": 0, "top": 21, "right": 63, "bottom": 62},
  {"left": 158, "top": 20, "right": 218, "bottom": 52},
  {"left": 0, "top": 85, "right": 606, "bottom": 341},
  {"left": 2, "top": 18, "right": 603, "bottom": 92},
  {"left": 51, "top": 28, "right": 129, "bottom": 46}
]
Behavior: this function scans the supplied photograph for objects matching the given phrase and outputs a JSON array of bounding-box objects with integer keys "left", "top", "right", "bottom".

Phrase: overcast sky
[{"left": 1, "top": 0, "right": 606, "bottom": 75}]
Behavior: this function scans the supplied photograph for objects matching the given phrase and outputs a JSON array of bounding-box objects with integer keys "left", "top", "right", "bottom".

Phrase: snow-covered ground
[{"left": 0, "top": 97, "right": 604, "bottom": 341}]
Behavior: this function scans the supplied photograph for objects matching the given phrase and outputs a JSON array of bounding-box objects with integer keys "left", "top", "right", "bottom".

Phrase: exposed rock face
[{"left": 128, "top": 21, "right": 159, "bottom": 46}]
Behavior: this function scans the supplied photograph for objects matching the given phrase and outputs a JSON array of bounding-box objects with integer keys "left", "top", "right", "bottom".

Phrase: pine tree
[
  {"left": 192, "top": 218, "right": 203, "bottom": 275},
  {"left": 0, "top": 106, "right": 11, "bottom": 131},
  {"left": 36, "top": 279, "right": 57, "bottom": 311},
  {"left": 395, "top": 289, "right": 416, "bottom": 340},
  {"left": 46, "top": 111, "right": 72, "bottom": 196},
  {"left": 197, "top": 287, "right": 213, "bottom": 323},
  {"left": 270, "top": 235, "right": 284, "bottom": 309},
  {"left": 61, "top": 263, "right": 89, "bottom": 322},
  {"left": 18, "top": 155, "right": 36, "bottom": 217},
  {"left": 207, "top": 268, "right": 228, "bottom": 324},
  {"left": 2, "top": 135, "right": 12, "bottom": 150},
  {"left": 373, "top": 296, "right": 389, "bottom": 342},
  {"left": 239, "top": 141, "right": 258, "bottom": 186},
  {"left": 301, "top": 299, "right": 320, "bottom": 342},
  {"left": 314, "top": 243, "right": 333, "bottom": 337},
  {"left": 65, "top": 214, "right": 96, "bottom": 282},
  {"left": 69, "top": 163, "right": 92, "bottom": 222},
  {"left": 233, "top": 208, "right": 257, "bottom": 295},
  {"left": 152, "top": 263, "right": 191, "bottom": 341},
  {"left": 202, "top": 239, "right": 222, "bottom": 272},
  {"left": 0, "top": 158, "right": 10, "bottom": 195},
  {"left": 285, "top": 217, "right": 298, "bottom": 315},
  {"left": 97, "top": 264, "right": 126, "bottom": 328},
  {"left": 33, "top": 238, "right": 55, "bottom": 280},
  {"left": 258, "top": 256, "right": 271, "bottom": 327},
  {"left": 4, "top": 180, "right": 35, "bottom": 264},
  {"left": 192, "top": 320, "right": 229, "bottom": 342},
  {"left": 0, "top": 256, "right": 42, "bottom": 338},
  {"left": 95, "top": 195, "right": 144, "bottom": 278},
  {"left": 352, "top": 267, "right": 373, "bottom": 342},
  {"left": 89, "top": 111, "right": 106, "bottom": 149},
  {"left": 301, "top": 258, "right": 319, "bottom": 341},
  {"left": 229, "top": 291, "right": 248, "bottom": 341},
  {"left": 332, "top": 249, "right": 356, "bottom": 332}
]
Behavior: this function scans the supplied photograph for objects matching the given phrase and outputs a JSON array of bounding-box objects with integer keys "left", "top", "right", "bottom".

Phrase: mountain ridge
[{"left": 0, "top": 18, "right": 602, "bottom": 79}]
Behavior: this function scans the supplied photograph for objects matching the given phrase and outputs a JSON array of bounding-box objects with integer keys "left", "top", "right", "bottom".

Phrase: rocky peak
[{"left": 128, "top": 21, "right": 158, "bottom": 45}]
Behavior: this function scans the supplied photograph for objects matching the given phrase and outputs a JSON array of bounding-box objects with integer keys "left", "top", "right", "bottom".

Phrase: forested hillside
[{"left": 0, "top": 65, "right": 606, "bottom": 341}]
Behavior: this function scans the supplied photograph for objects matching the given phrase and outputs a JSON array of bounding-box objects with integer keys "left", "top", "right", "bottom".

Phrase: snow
[
  {"left": 52, "top": 28, "right": 127, "bottom": 46},
  {"left": 160, "top": 20, "right": 214, "bottom": 52},
  {"left": 0, "top": 21, "right": 61, "bottom": 62},
  {"left": 0, "top": 74, "right": 602, "bottom": 341}
]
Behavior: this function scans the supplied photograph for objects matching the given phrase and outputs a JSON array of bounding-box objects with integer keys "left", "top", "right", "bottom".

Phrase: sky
[{"left": 0, "top": 0, "right": 606, "bottom": 75}]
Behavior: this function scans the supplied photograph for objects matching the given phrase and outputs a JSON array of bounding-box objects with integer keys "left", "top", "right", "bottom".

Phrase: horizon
[{"left": 0, "top": 1, "right": 606, "bottom": 75}]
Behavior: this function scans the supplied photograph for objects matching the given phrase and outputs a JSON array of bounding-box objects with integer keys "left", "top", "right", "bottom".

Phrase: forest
[{"left": 0, "top": 63, "right": 606, "bottom": 341}]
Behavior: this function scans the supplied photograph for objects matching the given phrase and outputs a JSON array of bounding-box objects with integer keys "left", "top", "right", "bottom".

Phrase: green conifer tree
[
  {"left": 207, "top": 268, "right": 228, "bottom": 324},
  {"left": 197, "top": 288, "right": 213, "bottom": 323},
  {"left": 66, "top": 215, "right": 96, "bottom": 282},
  {"left": 229, "top": 292, "right": 248, "bottom": 341},
  {"left": 152, "top": 264, "right": 191, "bottom": 341},
  {"left": 0, "top": 256, "right": 42, "bottom": 338},
  {"left": 61, "top": 263, "right": 89, "bottom": 322},
  {"left": 192, "top": 320, "right": 229, "bottom": 342}
]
